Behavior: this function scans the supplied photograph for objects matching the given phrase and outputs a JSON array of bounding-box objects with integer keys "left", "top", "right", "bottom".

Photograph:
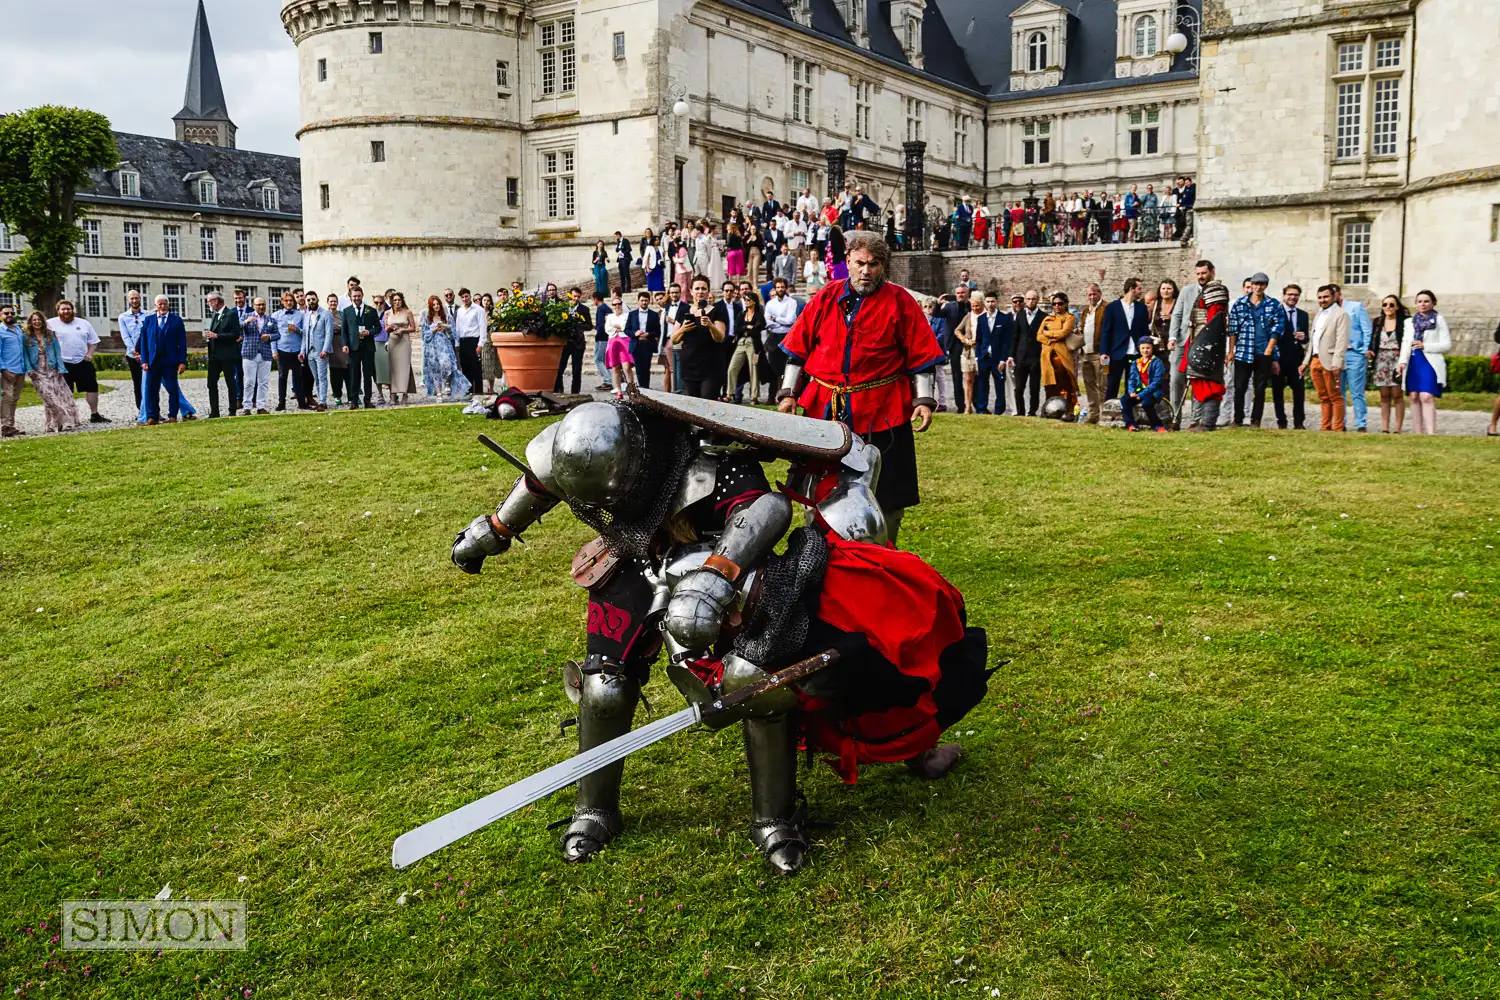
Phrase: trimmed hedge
[
  {"left": 93, "top": 352, "right": 211, "bottom": 372},
  {"left": 92, "top": 352, "right": 292, "bottom": 373},
  {"left": 1443, "top": 355, "right": 1500, "bottom": 394}
]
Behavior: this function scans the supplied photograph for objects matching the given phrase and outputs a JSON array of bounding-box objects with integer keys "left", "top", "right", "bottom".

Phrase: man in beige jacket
[
  {"left": 1076, "top": 283, "right": 1108, "bottom": 423},
  {"left": 1299, "top": 284, "right": 1350, "bottom": 432}
]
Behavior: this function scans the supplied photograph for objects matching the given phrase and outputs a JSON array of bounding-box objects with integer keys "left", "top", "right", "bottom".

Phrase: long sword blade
[{"left": 391, "top": 704, "right": 702, "bottom": 870}]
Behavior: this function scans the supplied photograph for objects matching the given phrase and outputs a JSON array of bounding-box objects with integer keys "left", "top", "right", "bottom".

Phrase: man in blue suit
[
  {"left": 973, "top": 291, "right": 1012, "bottom": 414},
  {"left": 1099, "top": 278, "right": 1151, "bottom": 401},
  {"left": 622, "top": 291, "right": 661, "bottom": 389},
  {"left": 139, "top": 294, "right": 188, "bottom": 425}
]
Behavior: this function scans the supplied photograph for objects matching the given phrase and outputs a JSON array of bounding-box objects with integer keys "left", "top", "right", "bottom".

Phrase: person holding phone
[{"left": 671, "top": 275, "right": 726, "bottom": 399}]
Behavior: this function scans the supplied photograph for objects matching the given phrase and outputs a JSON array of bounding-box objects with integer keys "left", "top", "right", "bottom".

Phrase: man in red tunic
[{"left": 776, "top": 230, "right": 944, "bottom": 545}]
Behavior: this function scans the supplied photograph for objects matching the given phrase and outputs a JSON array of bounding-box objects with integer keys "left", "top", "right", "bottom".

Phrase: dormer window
[
  {"left": 261, "top": 185, "right": 279, "bottom": 212},
  {"left": 1010, "top": 1, "right": 1069, "bottom": 90},
  {"left": 1114, "top": 2, "right": 1173, "bottom": 78},
  {"left": 199, "top": 177, "right": 217, "bottom": 206},
  {"left": 837, "top": 0, "right": 864, "bottom": 40},
  {"left": 1134, "top": 14, "right": 1159, "bottom": 57},
  {"left": 1028, "top": 32, "right": 1048, "bottom": 71},
  {"left": 118, "top": 168, "right": 140, "bottom": 198},
  {"left": 889, "top": 0, "right": 924, "bottom": 67}
]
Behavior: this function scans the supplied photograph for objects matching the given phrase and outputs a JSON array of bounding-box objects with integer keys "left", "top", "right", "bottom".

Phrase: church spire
[{"left": 174, "top": 0, "right": 237, "bottom": 148}]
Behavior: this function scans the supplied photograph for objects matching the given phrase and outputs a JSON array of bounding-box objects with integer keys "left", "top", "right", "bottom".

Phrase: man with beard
[{"left": 777, "top": 230, "right": 943, "bottom": 545}]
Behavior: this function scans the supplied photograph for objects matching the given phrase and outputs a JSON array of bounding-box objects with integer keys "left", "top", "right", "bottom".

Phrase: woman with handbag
[{"left": 952, "top": 292, "right": 983, "bottom": 414}]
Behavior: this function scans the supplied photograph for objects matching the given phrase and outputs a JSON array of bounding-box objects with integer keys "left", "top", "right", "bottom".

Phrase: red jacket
[{"left": 780, "top": 279, "right": 945, "bottom": 435}]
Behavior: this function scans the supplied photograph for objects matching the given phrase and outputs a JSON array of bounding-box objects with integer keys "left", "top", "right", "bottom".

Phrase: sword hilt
[{"left": 704, "top": 650, "right": 840, "bottom": 719}]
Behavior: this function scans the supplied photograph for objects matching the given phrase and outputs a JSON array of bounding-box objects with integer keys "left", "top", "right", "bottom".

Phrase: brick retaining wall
[{"left": 893, "top": 244, "right": 1201, "bottom": 300}]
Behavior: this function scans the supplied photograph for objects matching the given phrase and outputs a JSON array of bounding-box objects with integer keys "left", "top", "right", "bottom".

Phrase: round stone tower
[{"left": 280, "top": 0, "right": 526, "bottom": 296}]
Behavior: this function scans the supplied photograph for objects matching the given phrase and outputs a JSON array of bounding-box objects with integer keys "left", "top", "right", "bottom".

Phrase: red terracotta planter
[{"left": 491, "top": 332, "right": 566, "bottom": 392}]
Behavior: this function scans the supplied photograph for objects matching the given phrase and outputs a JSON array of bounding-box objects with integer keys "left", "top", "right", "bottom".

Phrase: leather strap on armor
[
  {"left": 777, "top": 362, "right": 804, "bottom": 401},
  {"left": 702, "top": 553, "right": 743, "bottom": 583},
  {"left": 913, "top": 370, "right": 937, "bottom": 411}
]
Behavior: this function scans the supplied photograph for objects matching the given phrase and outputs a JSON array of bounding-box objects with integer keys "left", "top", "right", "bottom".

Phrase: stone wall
[{"left": 893, "top": 244, "right": 1201, "bottom": 299}]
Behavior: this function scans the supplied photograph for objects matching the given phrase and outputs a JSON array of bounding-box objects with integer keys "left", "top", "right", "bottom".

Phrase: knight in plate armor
[{"left": 450, "top": 391, "right": 991, "bottom": 874}]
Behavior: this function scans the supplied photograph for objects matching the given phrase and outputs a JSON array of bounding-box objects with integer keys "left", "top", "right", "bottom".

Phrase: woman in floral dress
[
  {"left": 1371, "top": 294, "right": 1407, "bottom": 433},
  {"left": 422, "top": 295, "right": 470, "bottom": 400},
  {"left": 22, "top": 311, "right": 78, "bottom": 432}
]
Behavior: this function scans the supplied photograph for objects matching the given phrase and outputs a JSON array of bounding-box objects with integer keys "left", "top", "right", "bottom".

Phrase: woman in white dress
[{"left": 700, "top": 223, "right": 725, "bottom": 290}]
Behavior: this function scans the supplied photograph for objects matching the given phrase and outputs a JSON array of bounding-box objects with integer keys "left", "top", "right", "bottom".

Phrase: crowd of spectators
[
  {"left": 924, "top": 261, "right": 1460, "bottom": 434},
  {"left": 4, "top": 173, "right": 1493, "bottom": 439},
  {"left": 924, "top": 176, "right": 1197, "bottom": 252}
]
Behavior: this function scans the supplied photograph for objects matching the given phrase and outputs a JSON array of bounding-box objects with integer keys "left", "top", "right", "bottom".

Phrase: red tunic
[{"left": 780, "top": 279, "right": 946, "bottom": 436}]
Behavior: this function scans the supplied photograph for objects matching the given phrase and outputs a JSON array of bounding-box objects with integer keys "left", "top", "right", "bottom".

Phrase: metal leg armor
[
  {"left": 562, "top": 666, "right": 640, "bottom": 862},
  {"left": 743, "top": 714, "right": 808, "bottom": 875}
]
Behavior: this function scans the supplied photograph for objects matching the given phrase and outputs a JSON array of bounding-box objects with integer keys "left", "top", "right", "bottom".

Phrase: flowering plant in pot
[{"left": 490, "top": 291, "right": 579, "bottom": 391}]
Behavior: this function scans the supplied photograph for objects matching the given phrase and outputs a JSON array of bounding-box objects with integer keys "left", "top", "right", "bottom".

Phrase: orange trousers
[{"left": 1309, "top": 357, "right": 1345, "bottom": 432}]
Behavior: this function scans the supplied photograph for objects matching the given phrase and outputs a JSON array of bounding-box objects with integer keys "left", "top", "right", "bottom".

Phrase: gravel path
[
  {"left": 7, "top": 376, "right": 476, "bottom": 436},
  {"left": 6, "top": 373, "right": 1496, "bottom": 438}
]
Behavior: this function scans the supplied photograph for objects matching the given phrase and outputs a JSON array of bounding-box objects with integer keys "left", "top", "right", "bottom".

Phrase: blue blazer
[
  {"left": 622, "top": 308, "right": 661, "bottom": 352},
  {"left": 139, "top": 313, "right": 188, "bottom": 367},
  {"left": 1100, "top": 298, "right": 1150, "bottom": 360},
  {"left": 976, "top": 311, "right": 1013, "bottom": 368}
]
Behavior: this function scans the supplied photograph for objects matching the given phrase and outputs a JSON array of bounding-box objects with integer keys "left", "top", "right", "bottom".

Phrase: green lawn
[{"left": 1, "top": 411, "right": 1496, "bottom": 999}]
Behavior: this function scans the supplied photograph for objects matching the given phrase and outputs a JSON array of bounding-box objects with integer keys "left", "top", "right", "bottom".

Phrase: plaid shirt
[
  {"left": 1228, "top": 294, "right": 1285, "bottom": 363},
  {"left": 240, "top": 313, "right": 279, "bottom": 360}
]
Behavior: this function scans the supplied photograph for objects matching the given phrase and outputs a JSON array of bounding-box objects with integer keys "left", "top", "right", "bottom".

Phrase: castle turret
[{"left": 280, "top": 0, "right": 527, "bottom": 296}]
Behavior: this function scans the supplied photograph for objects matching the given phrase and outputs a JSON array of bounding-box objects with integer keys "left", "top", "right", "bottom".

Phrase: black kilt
[{"left": 865, "top": 421, "right": 920, "bottom": 511}]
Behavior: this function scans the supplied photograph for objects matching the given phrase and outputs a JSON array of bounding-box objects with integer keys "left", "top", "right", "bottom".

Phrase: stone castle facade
[
  {"left": 0, "top": 1, "right": 303, "bottom": 343},
  {"left": 278, "top": 0, "right": 1496, "bottom": 351},
  {"left": 1196, "top": 0, "right": 1499, "bottom": 351},
  {"left": 280, "top": 0, "right": 1200, "bottom": 295}
]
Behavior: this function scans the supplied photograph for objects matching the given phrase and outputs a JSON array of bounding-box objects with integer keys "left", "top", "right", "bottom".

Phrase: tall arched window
[
  {"left": 1134, "top": 15, "right": 1158, "bottom": 58},
  {"left": 1027, "top": 31, "right": 1048, "bottom": 72}
]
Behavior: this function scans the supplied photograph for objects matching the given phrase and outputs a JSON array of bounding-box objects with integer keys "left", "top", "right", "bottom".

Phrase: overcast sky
[{"left": 3, "top": 0, "right": 301, "bottom": 156}]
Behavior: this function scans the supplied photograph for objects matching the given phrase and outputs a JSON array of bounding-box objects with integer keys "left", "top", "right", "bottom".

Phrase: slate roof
[
  {"left": 80, "top": 133, "right": 302, "bottom": 221},
  {"left": 175, "top": 0, "right": 232, "bottom": 124},
  {"left": 719, "top": 0, "right": 1201, "bottom": 97}
]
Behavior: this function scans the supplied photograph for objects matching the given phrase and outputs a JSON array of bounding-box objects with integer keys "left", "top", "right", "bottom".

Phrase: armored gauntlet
[{"left": 451, "top": 515, "right": 510, "bottom": 574}]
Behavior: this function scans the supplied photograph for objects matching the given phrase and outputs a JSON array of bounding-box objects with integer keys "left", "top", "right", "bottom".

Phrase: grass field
[{"left": 1, "top": 410, "right": 1497, "bottom": 999}]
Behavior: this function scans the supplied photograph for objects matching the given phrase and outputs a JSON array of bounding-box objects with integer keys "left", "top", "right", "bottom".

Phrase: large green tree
[{"left": 0, "top": 106, "right": 117, "bottom": 316}]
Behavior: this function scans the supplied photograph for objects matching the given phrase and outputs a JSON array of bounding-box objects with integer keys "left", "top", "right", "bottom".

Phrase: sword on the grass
[{"left": 391, "top": 649, "right": 840, "bottom": 870}]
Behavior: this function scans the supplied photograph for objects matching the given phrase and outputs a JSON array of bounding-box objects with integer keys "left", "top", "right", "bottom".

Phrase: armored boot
[
  {"left": 561, "top": 664, "right": 640, "bottom": 862},
  {"left": 743, "top": 713, "right": 809, "bottom": 875}
]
